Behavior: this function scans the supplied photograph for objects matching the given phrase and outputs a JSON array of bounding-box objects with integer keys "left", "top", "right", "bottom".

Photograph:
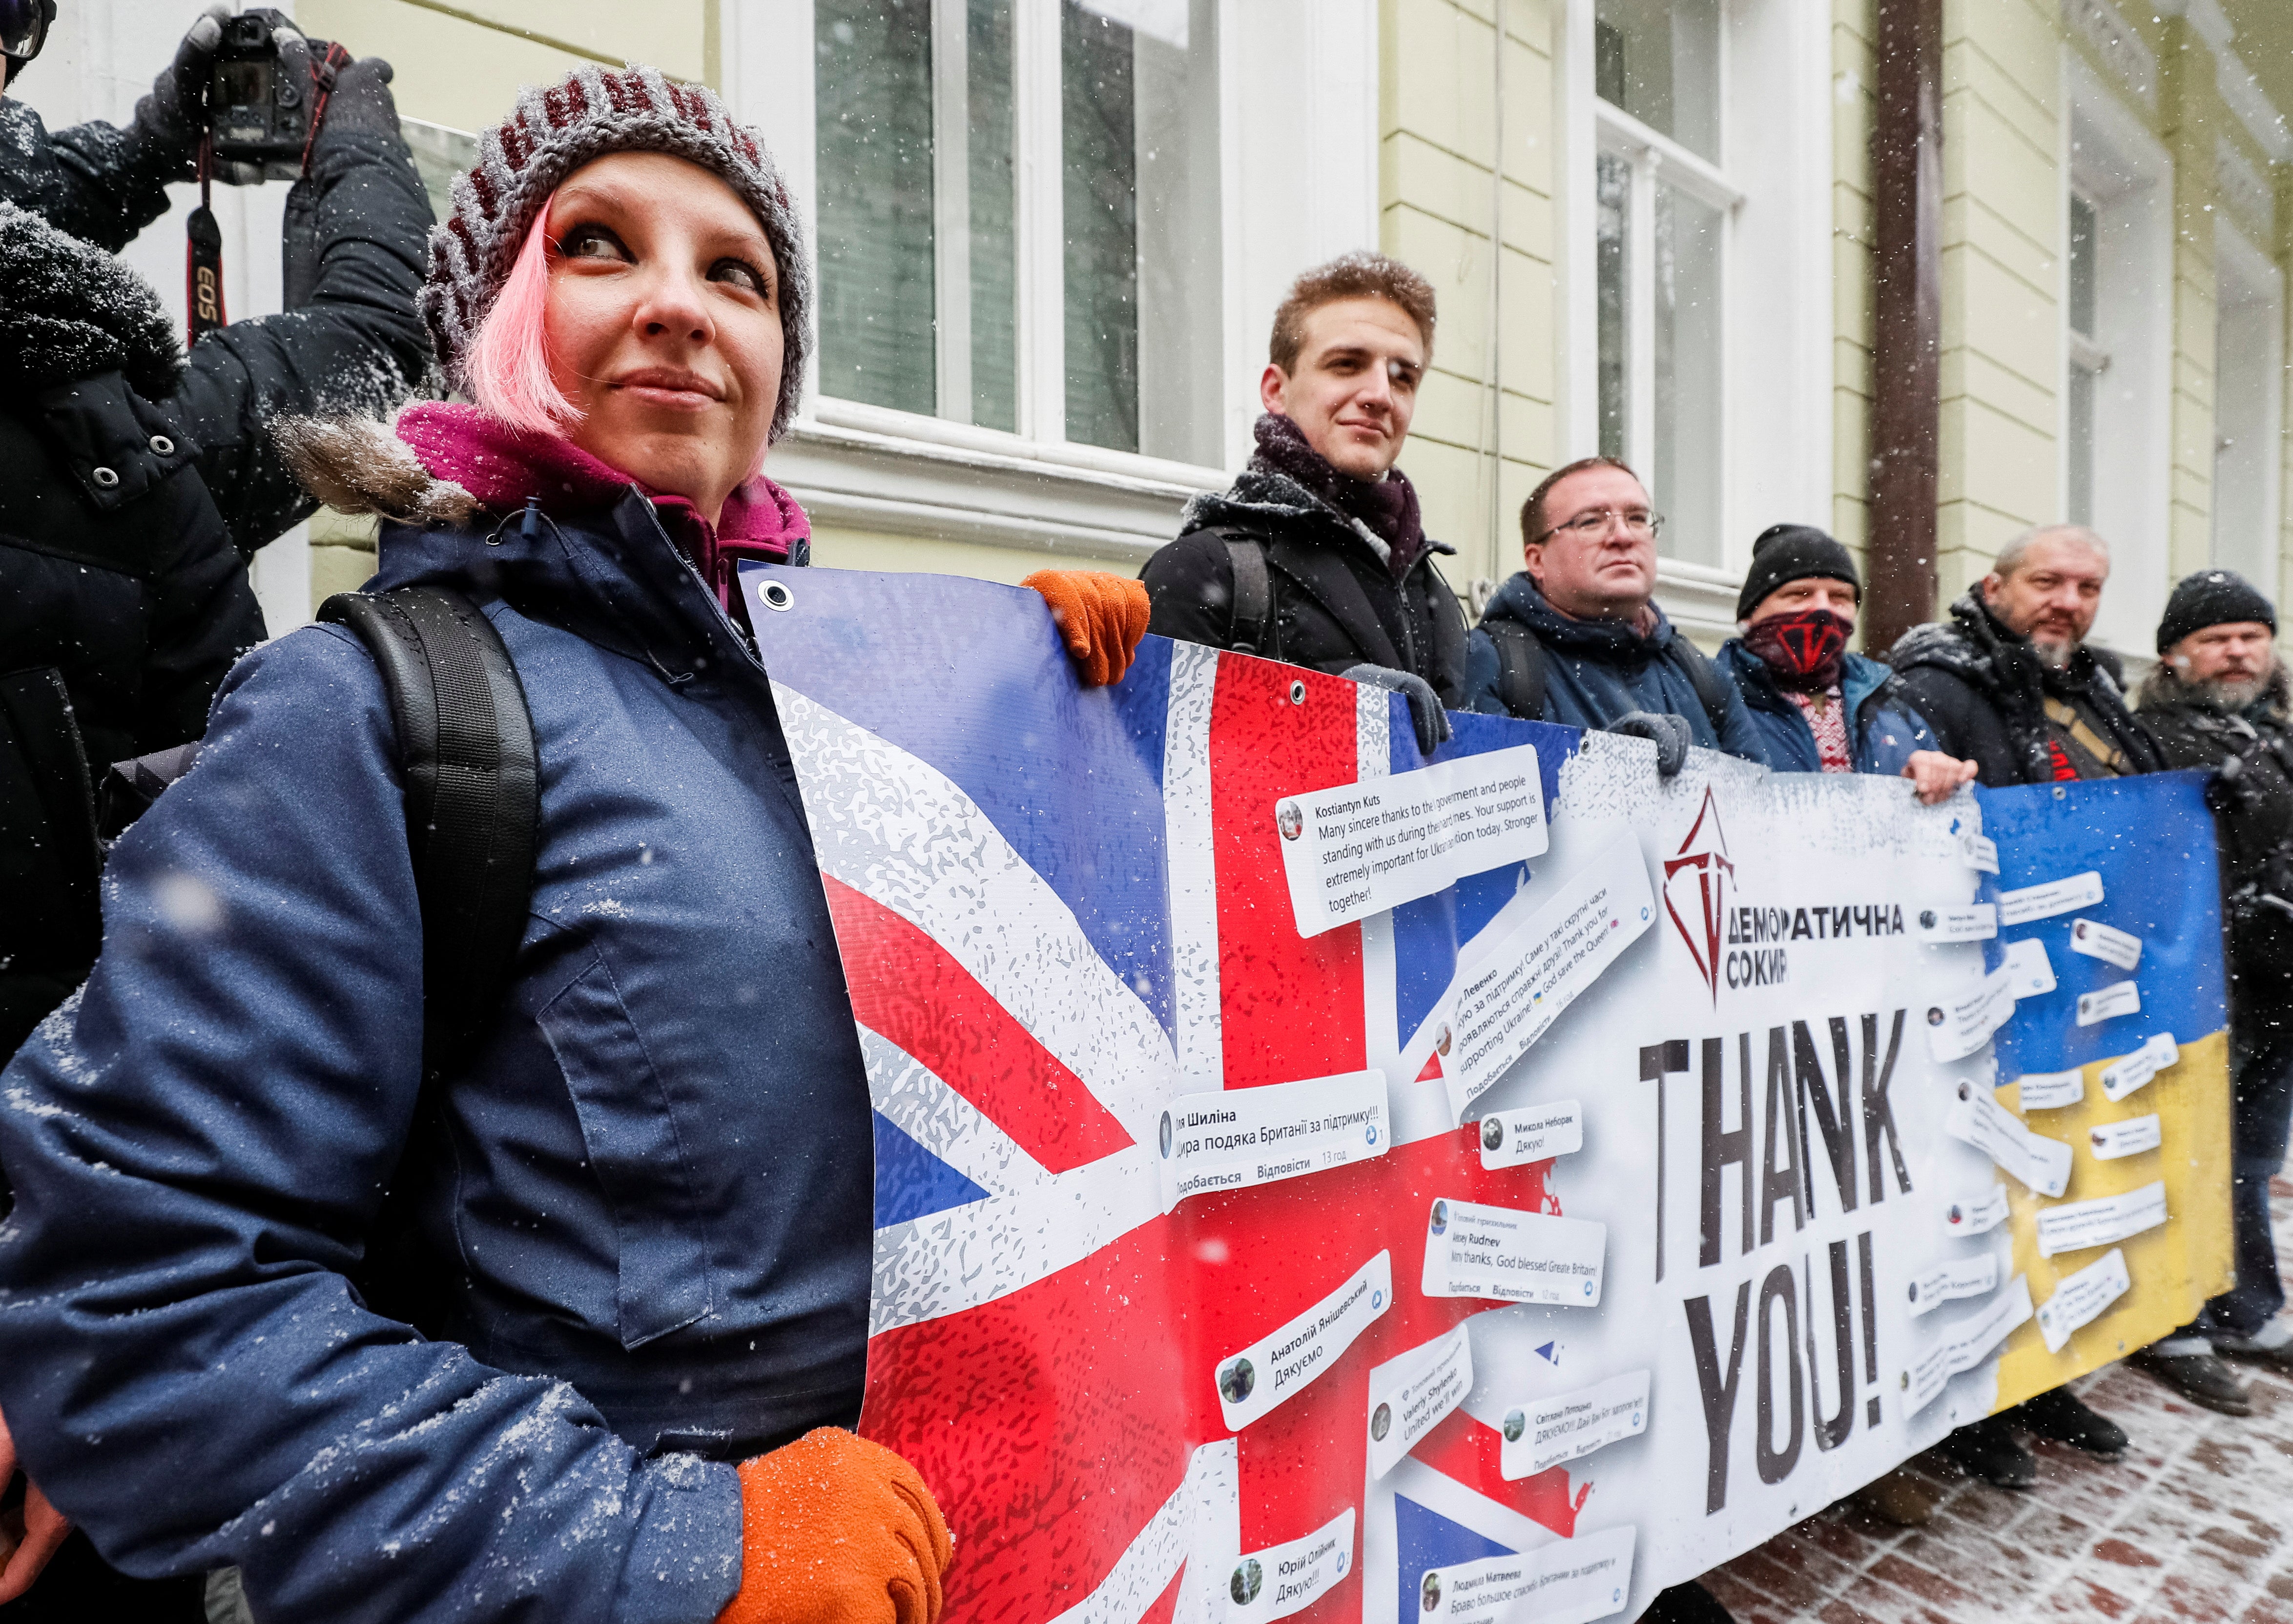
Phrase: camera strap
[
  {"left": 185, "top": 134, "right": 227, "bottom": 346},
  {"left": 300, "top": 42, "right": 352, "bottom": 174}
]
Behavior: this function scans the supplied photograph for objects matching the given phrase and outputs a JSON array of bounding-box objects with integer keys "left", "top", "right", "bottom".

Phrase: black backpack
[
  {"left": 103, "top": 585, "right": 537, "bottom": 1080},
  {"left": 1478, "top": 615, "right": 1732, "bottom": 740}
]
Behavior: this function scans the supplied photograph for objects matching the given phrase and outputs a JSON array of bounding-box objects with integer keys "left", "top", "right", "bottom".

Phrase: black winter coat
[
  {"left": 1886, "top": 593, "right": 2162, "bottom": 787},
  {"left": 2136, "top": 663, "right": 2293, "bottom": 1019},
  {"left": 1140, "top": 467, "right": 1470, "bottom": 705},
  {"left": 0, "top": 104, "right": 432, "bottom": 1057}
]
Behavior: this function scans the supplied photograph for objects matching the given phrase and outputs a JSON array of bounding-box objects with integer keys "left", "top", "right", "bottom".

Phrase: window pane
[
  {"left": 1063, "top": 2, "right": 1140, "bottom": 453},
  {"left": 2068, "top": 192, "right": 2098, "bottom": 340},
  {"left": 968, "top": 0, "right": 1018, "bottom": 432},
  {"left": 2067, "top": 365, "right": 2096, "bottom": 528},
  {"left": 1592, "top": 0, "right": 1720, "bottom": 162},
  {"left": 1596, "top": 152, "right": 1630, "bottom": 462},
  {"left": 1653, "top": 182, "right": 1722, "bottom": 565},
  {"left": 817, "top": 0, "right": 937, "bottom": 415}
]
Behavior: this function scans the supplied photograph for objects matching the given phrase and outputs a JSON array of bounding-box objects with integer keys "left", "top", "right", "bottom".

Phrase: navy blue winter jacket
[
  {"left": 1717, "top": 642, "right": 1941, "bottom": 778},
  {"left": 1461, "top": 570, "right": 1758, "bottom": 753},
  {"left": 0, "top": 490, "right": 875, "bottom": 1622}
]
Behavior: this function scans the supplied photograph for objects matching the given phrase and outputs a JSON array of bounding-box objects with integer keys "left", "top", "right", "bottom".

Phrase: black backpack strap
[
  {"left": 1668, "top": 635, "right": 1734, "bottom": 742},
  {"left": 320, "top": 585, "right": 538, "bottom": 1078},
  {"left": 1223, "top": 533, "right": 1273, "bottom": 657},
  {"left": 1482, "top": 618, "right": 1548, "bottom": 721}
]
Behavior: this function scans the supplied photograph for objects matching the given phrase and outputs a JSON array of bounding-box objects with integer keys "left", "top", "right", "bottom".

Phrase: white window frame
[
  {"left": 1555, "top": 0, "right": 1831, "bottom": 643},
  {"left": 2059, "top": 47, "right": 2173, "bottom": 660},
  {"left": 727, "top": 0, "right": 1378, "bottom": 569}
]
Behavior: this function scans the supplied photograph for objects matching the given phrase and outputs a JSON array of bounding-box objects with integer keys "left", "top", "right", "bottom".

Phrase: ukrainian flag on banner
[{"left": 1982, "top": 770, "right": 2234, "bottom": 1406}]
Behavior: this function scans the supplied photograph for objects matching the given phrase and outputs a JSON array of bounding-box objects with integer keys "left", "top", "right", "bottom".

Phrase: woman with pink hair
[{"left": 0, "top": 64, "right": 1145, "bottom": 1624}]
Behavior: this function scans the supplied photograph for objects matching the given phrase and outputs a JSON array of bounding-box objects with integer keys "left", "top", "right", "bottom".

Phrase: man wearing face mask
[
  {"left": 1885, "top": 526, "right": 2162, "bottom": 1485},
  {"left": 1142, "top": 252, "right": 1467, "bottom": 757},
  {"left": 2132, "top": 572, "right": 2293, "bottom": 1415},
  {"left": 1720, "top": 524, "right": 1975, "bottom": 803}
]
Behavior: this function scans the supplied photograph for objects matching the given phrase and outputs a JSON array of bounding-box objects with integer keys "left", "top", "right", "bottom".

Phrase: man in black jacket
[
  {"left": 2135, "top": 571, "right": 2293, "bottom": 1411},
  {"left": 0, "top": 12, "right": 431, "bottom": 1067},
  {"left": 1883, "top": 523, "right": 2159, "bottom": 1487},
  {"left": 0, "top": 13, "right": 427, "bottom": 1615},
  {"left": 1141, "top": 251, "right": 1466, "bottom": 755}
]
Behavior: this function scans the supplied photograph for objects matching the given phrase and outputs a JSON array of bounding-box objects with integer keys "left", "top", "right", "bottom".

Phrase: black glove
[
  {"left": 1608, "top": 711, "right": 1692, "bottom": 778},
  {"left": 311, "top": 56, "right": 402, "bottom": 145},
  {"left": 1341, "top": 664, "right": 1453, "bottom": 757},
  {"left": 121, "top": 2, "right": 229, "bottom": 183},
  {"left": 283, "top": 58, "right": 402, "bottom": 309}
]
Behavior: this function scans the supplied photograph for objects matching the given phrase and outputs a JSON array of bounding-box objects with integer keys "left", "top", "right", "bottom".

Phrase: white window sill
[
  {"left": 1652, "top": 557, "right": 1747, "bottom": 646},
  {"left": 768, "top": 399, "right": 1232, "bottom": 567}
]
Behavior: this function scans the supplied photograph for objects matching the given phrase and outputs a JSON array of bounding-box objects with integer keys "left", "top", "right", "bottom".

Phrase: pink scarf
[{"left": 395, "top": 402, "right": 810, "bottom": 607}]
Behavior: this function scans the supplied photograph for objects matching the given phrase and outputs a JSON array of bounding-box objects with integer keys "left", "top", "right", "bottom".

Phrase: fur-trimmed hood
[{"left": 0, "top": 201, "right": 183, "bottom": 400}]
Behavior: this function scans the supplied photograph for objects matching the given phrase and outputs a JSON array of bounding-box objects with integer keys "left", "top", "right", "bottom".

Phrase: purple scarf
[{"left": 1252, "top": 413, "right": 1428, "bottom": 579}]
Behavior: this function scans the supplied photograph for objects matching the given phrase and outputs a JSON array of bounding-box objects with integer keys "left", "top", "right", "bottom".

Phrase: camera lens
[{"left": 0, "top": 0, "right": 49, "bottom": 60}]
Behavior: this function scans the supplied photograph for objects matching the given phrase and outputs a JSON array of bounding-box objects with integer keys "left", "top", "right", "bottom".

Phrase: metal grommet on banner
[
  {"left": 760, "top": 579, "right": 795, "bottom": 612},
  {"left": 2054, "top": 785, "right": 2068, "bottom": 799},
  {"left": 1288, "top": 679, "right": 1305, "bottom": 705}
]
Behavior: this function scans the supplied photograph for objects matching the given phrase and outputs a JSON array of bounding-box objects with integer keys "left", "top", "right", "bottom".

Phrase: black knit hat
[
  {"left": 1735, "top": 524, "right": 1861, "bottom": 621},
  {"left": 2156, "top": 569, "right": 2276, "bottom": 653}
]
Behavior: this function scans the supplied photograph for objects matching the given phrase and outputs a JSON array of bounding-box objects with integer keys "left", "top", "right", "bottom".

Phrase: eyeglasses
[
  {"left": 1534, "top": 508, "right": 1664, "bottom": 543},
  {"left": 0, "top": 0, "right": 53, "bottom": 62}
]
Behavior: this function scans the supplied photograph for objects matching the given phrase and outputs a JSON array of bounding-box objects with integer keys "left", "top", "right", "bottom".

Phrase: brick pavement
[{"left": 1705, "top": 1179, "right": 2293, "bottom": 1624}]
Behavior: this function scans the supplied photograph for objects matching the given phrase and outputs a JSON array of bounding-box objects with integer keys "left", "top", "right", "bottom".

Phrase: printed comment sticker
[
  {"left": 2037, "top": 1180, "right": 2167, "bottom": 1258},
  {"left": 1479, "top": 1100, "right": 1584, "bottom": 1169},
  {"left": 1944, "top": 1082, "right": 2071, "bottom": 1197},
  {"left": 2036, "top": 1248, "right": 2132, "bottom": 1353},
  {"left": 1500, "top": 1369, "right": 1651, "bottom": 1480},
  {"left": 1417, "top": 1525, "right": 1638, "bottom": 1624},
  {"left": 1913, "top": 904, "right": 1998, "bottom": 944},
  {"left": 2076, "top": 981, "right": 2142, "bottom": 1026},
  {"left": 1366, "top": 1326, "right": 1473, "bottom": 1480},
  {"left": 2000, "top": 938, "right": 2058, "bottom": 999},
  {"left": 1213, "top": 1253, "right": 1391, "bottom": 1432},
  {"left": 1422, "top": 1198, "right": 1608, "bottom": 1306},
  {"left": 1158, "top": 1070, "right": 1388, "bottom": 1209},
  {"left": 1960, "top": 832, "right": 2001, "bottom": 874},
  {"left": 1445, "top": 833, "right": 1653, "bottom": 1121},
  {"left": 1925, "top": 966, "right": 2018, "bottom": 1063},
  {"left": 2015, "top": 1068, "right": 2085, "bottom": 1110},
  {"left": 2099, "top": 1033, "right": 2179, "bottom": 1103},
  {"left": 2087, "top": 1113, "right": 2163, "bottom": 1161},
  {"left": 1225, "top": 1506, "right": 1354, "bottom": 1624},
  {"left": 1906, "top": 1275, "right": 2034, "bottom": 1414},
  {"left": 1998, "top": 871, "right": 2105, "bottom": 926},
  {"left": 1942, "top": 1184, "right": 2012, "bottom": 1237},
  {"left": 1906, "top": 1252, "right": 2000, "bottom": 1318},
  {"left": 1276, "top": 745, "right": 1548, "bottom": 938},
  {"left": 2068, "top": 918, "right": 2143, "bottom": 971}
]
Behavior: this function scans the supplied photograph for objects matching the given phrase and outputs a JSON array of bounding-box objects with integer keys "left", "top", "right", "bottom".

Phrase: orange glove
[
  {"left": 1022, "top": 569, "right": 1151, "bottom": 688},
  {"left": 717, "top": 1428, "right": 952, "bottom": 1624},
  {"left": 0, "top": 1406, "right": 72, "bottom": 1607}
]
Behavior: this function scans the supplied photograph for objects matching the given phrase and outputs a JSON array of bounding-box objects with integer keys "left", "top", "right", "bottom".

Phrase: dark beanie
[
  {"left": 2156, "top": 569, "right": 2277, "bottom": 653},
  {"left": 1735, "top": 524, "right": 1862, "bottom": 621}
]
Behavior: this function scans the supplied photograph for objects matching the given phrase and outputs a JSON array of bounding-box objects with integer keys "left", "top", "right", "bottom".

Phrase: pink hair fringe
[{"left": 468, "top": 204, "right": 582, "bottom": 435}]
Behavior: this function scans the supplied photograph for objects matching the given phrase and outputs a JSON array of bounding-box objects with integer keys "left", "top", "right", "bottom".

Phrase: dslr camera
[{"left": 207, "top": 9, "right": 331, "bottom": 169}]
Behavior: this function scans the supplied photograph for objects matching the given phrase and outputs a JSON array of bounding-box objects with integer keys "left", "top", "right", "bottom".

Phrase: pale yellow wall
[
  {"left": 1380, "top": 0, "right": 1557, "bottom": 596},
  {"left": 2158, "top": 19, "right": 2220, "bottom": 585}
]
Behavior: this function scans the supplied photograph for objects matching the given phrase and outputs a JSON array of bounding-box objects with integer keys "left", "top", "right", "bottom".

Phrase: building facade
[{"left": 16, "top": 0, "right": 2293, "bottom": 664}]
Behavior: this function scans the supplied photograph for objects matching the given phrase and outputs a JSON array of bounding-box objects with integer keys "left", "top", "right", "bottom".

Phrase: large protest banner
[{"left": 742, "top": 566, "right": 2231, "bottom": 1624}]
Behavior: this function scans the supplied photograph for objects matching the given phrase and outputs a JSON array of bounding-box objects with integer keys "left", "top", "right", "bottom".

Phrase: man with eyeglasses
[{"left": 1462, "top": 454, "right": 1755, "bottom": 772}]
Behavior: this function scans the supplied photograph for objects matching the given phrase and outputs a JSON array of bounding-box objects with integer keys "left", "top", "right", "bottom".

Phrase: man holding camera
[{"left": 0, "top": 4, "right": 428, "bottom": 1615}]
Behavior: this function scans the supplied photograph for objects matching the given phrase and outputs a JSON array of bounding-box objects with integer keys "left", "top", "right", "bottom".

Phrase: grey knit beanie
[{"left": 421, "top": 64, "right": 810, "bottom": 443}]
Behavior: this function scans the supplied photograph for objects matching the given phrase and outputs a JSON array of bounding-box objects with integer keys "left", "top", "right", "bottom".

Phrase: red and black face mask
[{"left": 1744, "top": 608, "right": 1852, "bottom": 691}]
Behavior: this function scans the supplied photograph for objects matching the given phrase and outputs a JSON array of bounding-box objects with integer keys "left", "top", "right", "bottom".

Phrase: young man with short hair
[
  {"left": 1462, "top": 455, "right": 1756, "bottom": 773},
  {"left": 1141, "top": 253, "right": 1466, "bottom": 754}
]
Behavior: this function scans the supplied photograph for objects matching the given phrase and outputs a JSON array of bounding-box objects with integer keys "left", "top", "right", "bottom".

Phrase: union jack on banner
[{"left": 746, "top": 565, "right": 1615, "bottom": 1624}]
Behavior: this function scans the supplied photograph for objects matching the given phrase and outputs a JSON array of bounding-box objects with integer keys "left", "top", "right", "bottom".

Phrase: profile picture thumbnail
[
  {"left": 1502, "top": 1408, "right": 1526, "bottom": 1443},
  {"left": 1435, "top": 1024, "right": 1453, "bottom": 1057},
  {"left": 1481, "top": 1118, "right": 1505, "bottom": 1153},
  {"left": 1278, "top": 800, "right": 1305, "bottom": 842},
  {"left": 1429, "top": 1200, "right": 1450, "bottom": 1235},
  {"left": 1919, "top": 909, "right": 1937, "bottom": 929},
  {"left": 1159, "top": 1110, "right": 1174, "bottom": 1158},
  {"left": 1371, "top": 1402, "right": 1392, "bottom": 1442},
  {"left": 1218, "top": 1356, "right": 1257, "bottom": 1405},
  {"left": 1232, "top": 1560, "right": 1263, "bottom": 1605},
  {"left": 2074, "top": 921, "right": 2089, "bottom": 941},
  {"left": 1926, "top": 1006, "right": 1945, "bottom": 1027},
  {"left": 1422, "top": 1571, "right": 1443, "bottom": 1613}
]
